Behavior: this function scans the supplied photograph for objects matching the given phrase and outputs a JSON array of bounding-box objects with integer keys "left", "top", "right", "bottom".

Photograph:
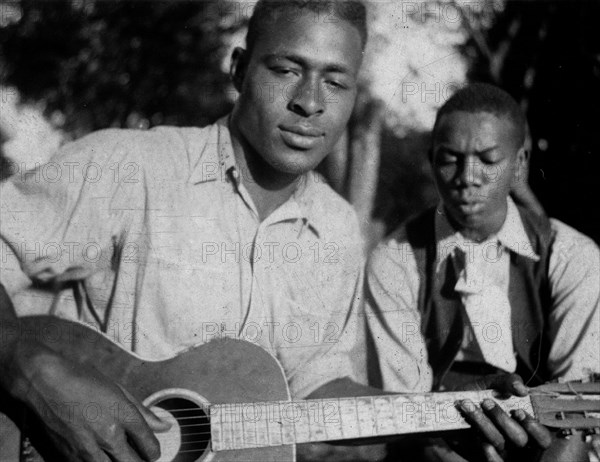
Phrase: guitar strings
[
  {"left": 567, "top": 382, "right": 585, "bottom": 399},
  {"left": 528, "top": 389, "right": 561, "bottom": 397},
  {"left": 153, "top": 392, "right": 600, "bottom": 453},
  {"left": 154, "top": 404, "right": 292, "bottom": 413}
]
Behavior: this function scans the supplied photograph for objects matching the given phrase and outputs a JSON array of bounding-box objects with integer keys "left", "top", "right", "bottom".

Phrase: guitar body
[
  {"left": 0, "top": 316, "right": 294, "bottom": 462},
  {"left": 2, "top": 316, "right": 598, "bottom": 462}
]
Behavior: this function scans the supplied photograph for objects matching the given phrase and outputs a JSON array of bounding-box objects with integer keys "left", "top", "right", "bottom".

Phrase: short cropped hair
[
  {"left": 246, "top": 0, "right": 368, "bottom": 54},
  {"left": 433, "top": 83, "right": 526, "bottom": 147}
]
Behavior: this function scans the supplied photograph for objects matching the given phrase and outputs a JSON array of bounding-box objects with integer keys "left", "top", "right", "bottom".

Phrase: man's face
[
  {"left": 231, "top": 11, "right": 363, "bottom": 175},
  {"left": 431, "top": 111, "right": 524, "bottom": 239}
]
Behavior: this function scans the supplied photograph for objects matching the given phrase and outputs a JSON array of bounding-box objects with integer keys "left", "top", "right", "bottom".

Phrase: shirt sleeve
[
  {"left": 1, "top": 129, "right": 146, "bottom": 318},
  {"left": 546, "top": 219, "right": 600, "bottom": 380},
  {"left": 364, "top": 227, "right": 433, "bottom": 392}
]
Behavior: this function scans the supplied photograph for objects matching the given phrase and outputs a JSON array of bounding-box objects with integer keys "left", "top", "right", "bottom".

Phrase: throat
[
  {"left": 245, "top": 177, "right": 302, "bottom": 222},
  {"left": 229, "top": 121, "right": 304, "bottom": 221},
  {"left": 460, "top": 227, "right": 493, "bottom": 243}
]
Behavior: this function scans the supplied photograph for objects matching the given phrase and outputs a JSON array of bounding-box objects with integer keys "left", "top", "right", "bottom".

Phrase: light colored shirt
[
  {"left": 0, "top": 118, "right": 366, "bottom": 399},
  {"left": 366, "top": 197, "right": 600, "bottom": 392},
  {"left": 442, "top": 199, "right": 534, "bottom": 373}
]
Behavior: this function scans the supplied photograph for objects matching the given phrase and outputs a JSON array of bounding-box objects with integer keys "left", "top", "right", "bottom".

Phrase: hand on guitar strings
[
  {"left": 589, "top": 434, "right": 600, "bottom": 462},
  {"left": 3, "top": 340, "right": 171, "bottom": 462},
  {"left": 456, "top": 373, "right": 552, "bottom": 462}
]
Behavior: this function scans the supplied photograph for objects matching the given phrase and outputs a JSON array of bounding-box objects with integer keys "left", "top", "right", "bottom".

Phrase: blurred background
[{"left": 1, "top": 0, "right": 599, "bottom": 251}]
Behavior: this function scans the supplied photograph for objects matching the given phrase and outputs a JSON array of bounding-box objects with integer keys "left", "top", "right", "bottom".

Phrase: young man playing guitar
[
  {"left": 366, "top": 83, "right": 600, "bottom": 461},
  {"left": 1, "top": 3, "right": 553, "bottom": 461}
]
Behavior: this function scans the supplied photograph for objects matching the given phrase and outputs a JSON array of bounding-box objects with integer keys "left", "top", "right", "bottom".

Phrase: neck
[
  {"left": 228, "top": 116, "right": 302, "bottom": 221},
  {"left": 208, "top": 390, "right": 533, "bottom": 451},
  {"left": 459, "top": 226, "right": 496, "bottom": 243}
]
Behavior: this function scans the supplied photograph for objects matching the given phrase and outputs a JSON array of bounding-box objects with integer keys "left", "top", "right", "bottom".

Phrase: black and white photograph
[{"left": 1, "top": 1, "right": 599, "bottom": 461}]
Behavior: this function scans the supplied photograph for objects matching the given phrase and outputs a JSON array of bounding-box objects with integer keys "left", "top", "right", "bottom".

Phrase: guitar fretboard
[{"left": 210, "top": 390, "right": 533, "bottom": 451}]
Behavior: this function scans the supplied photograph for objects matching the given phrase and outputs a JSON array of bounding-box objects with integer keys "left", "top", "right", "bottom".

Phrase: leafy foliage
[
  {"left": 461, "top": 0, "right": 600, "bottom": 242},
  {"left": 0, "top": 0, "right": 242, "bottom": 138}
]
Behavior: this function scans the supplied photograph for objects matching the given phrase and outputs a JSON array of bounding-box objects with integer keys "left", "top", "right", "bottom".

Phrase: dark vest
[{"left": 405, "top": 206, "right": 555, "bottom": 390}]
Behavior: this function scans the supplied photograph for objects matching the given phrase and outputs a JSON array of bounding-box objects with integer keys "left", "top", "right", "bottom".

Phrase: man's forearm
[{"left": 307, "top": 377, "right": 388, "bottom": 400}]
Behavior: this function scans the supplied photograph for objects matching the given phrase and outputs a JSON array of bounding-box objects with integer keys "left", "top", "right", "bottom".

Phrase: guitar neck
[{"left": 210, "top": 390, "right": 533, "bottom": 451}]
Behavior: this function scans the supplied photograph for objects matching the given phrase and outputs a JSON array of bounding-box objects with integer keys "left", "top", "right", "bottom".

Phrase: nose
[
  {"left": 457, "top": 156, "right": 483, "bottom": 187},
  {"left": 287, "top": 77, "right": 325, "bottom": 117}
]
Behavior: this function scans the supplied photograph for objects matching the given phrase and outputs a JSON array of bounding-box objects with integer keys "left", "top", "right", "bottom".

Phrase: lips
[
  {"left": 456, "top": 202, "right": 484, "bottom": 215},
  {"left": 451, "top": 197, "right": 485, "bottom": 216},
  {"left": 457, "top": 197, "right": 484, "bottom": 205},
  {"left": 280, "top": 124, "right": 323, "bottom": 137},
  {"left": 449, "top": 191, "right": 487, "bottom": 214},
  {"left": 279, "top": 124, "right": 324, "bottom": 150}
]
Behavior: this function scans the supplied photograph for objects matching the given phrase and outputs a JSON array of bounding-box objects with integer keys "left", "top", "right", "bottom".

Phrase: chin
[
  {"left": 449, "top": 207, "right": 485, "bottom": 229},
  {"left": 269, "top": 150, "right": 325, "bottom": 176},
  {"left": 279, "top": 162, "right": 316, "bottom": 176}
]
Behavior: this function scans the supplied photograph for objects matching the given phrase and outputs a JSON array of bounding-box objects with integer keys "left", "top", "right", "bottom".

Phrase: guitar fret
[
  {"left": 254, "top": 403, "right": 269, "bottom": 447},
  {"left": 307, "top": 400, "right": 327, "bottom": 442},
  {"left": 371, "top": 396, "right": 379, "bottom": 434},
  {"left": 393, "top": 395, "right": 418, "bottom": 432},
  {"left": 229, "top": 405, "right": 244, "bottom": 449},
  {"left": 217, "top": 404, "right": 234, "bottom": 450},
  {"left": 356, "top": 397, "right": 376, "bottom": 437},
  {"left": 339, "top": 397, "right": 360, "bottom": 438},
  {"left": 241, "top": 404, "right": 258, "bottom": 448},
  {"left": 266, "top": 402, "right": 284, "bottom": 446},
  {"left": 291, "top": 401, "right": 311, "bottom": 443},
  {"left": 429, "top": 394, "right": 465, "bottom": 430},
  {"left": 323, "top": 398, "right": 344, "bottom": 440},
  {"left": 210, "top": 406, "right": 222, "bottom": 451},
  {"left": 402, "top": 395, "right": 437, "bottom": 431},
  {"left": 374, "top": 396, "right": 396, "bottom": 435},
  {"left": 280, "top": 402, "right": 297, "bottom": 445},
  {"left": 417, "top": 395, "right": 437, "bottom": 430},
  {"left": 388, "top": 394, "right": 399, "bottom": 433}
]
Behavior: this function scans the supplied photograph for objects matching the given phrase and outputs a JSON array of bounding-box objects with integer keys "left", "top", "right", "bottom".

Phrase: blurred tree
[
  {"left": 2, "top": 0, "right": 597, "bottom": 245},
  {"left": 461, "top": 0, "right": 600, "bottom": 242},
  {"left": 360, "top": 0, "right": 599, "bottom": 245},
  {"left": 356, "top": 0, "right": 482, "bottom": 243},
  {"left": 0, "top": 0, "right": 241, "bottom": 140}
]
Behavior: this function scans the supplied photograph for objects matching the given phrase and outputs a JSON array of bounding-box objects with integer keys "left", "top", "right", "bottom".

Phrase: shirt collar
[
  {"left": 497, "top": 197, "right": 539, "bottom": 260},
  {"left": 260, "top": 169, "right": 327, "bottom": 239},
  {"left": 216, "top": 116, "right": 238, "bottom": 180},
  {"left": 189, "top": 115, "right": 323, "bottom": 238},
  {"left": 435, "top": 196, "right": 540, "bottom": 261},
  {"left": 188, "top": 116, "right": 235, "bottom": 185},
  {"left": 290, "top": 171, "right": 326, "bottom": 238}
]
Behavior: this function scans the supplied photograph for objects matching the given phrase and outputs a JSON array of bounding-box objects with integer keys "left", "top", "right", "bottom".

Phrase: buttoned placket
[
  {"left": 214, "top": 119, "right": 315, "bottom": 347},
  {"left": 225, "top": 170, "right": 314, "bottom": 341}
]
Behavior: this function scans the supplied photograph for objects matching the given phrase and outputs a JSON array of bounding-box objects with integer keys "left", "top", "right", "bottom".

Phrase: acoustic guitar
[{"left": 1, "top": 316, "right": 599, "bottom": 462}]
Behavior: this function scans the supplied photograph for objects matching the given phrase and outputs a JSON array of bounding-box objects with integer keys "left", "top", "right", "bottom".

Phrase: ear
[
  {"left": 514, "top": 145, "right": 529, "bottom": 183},
  {"left": 230, "top": 47, "right": 248, "bottom": 92}
]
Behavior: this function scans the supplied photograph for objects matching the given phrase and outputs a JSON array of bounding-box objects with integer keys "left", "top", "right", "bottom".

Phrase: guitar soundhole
[{"left": 152, "top": 397, "right": 211, "bottom": 462}]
